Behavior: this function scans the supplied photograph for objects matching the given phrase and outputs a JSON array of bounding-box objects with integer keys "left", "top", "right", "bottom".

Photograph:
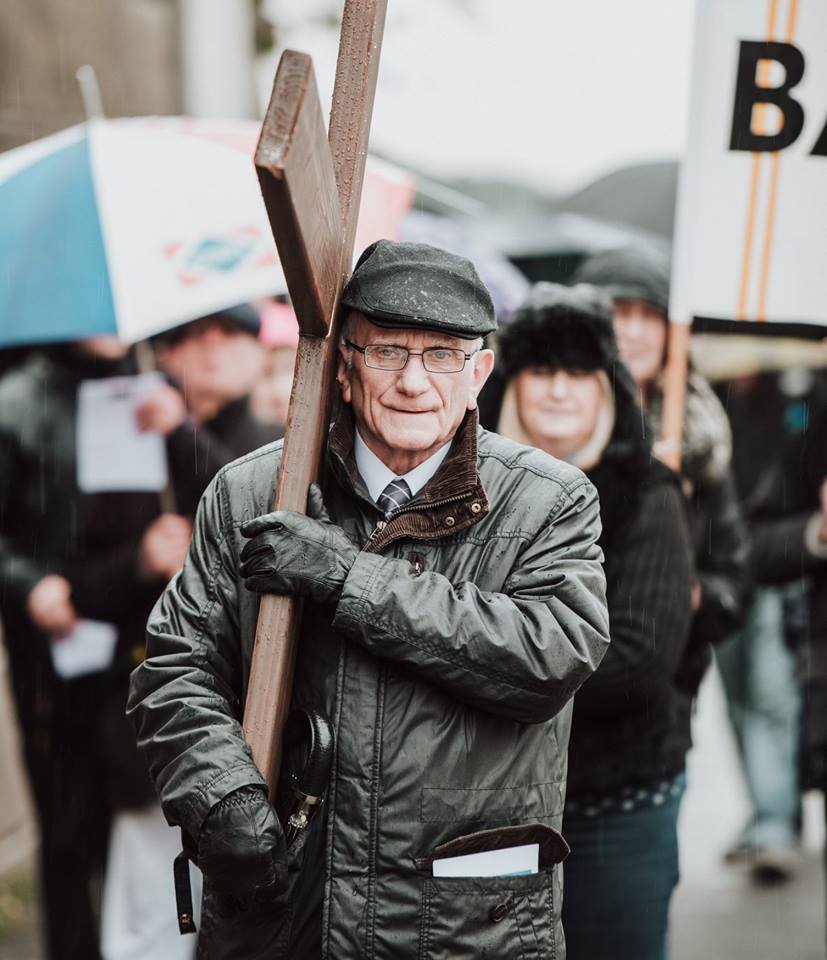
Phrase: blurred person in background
[
  {"left": 250, "top": 299, "right": 299, "bottom": 429},
  {"left": 0, "top": 304, "right": 277, "bottom": 960},
  {"left": 142, "top": 303, "right": 280, "bottom": 505},
  {"left": 734, "top": 371, "right": 827, "bottom": 879},
  {"left": 574, "top": 247, "right": 749, "bottom": 686},
  {"left": 101, "top": 304, "right": 277, "bottom": 960},
  {"left": 0, "top": 334, "right": 162, "bottom": 960},
  {"left": 480, "top": 283, "right": 694, "bottom": 960}
]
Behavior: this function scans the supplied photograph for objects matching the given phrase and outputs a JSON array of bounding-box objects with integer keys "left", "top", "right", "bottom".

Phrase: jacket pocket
[{"left": 418, "top": 869, "right": 557, "bottom": 960}]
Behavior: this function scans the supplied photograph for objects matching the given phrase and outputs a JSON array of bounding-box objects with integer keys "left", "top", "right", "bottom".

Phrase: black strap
[{"left": 173, "top": 843, "right": 197, "bottom": 935}]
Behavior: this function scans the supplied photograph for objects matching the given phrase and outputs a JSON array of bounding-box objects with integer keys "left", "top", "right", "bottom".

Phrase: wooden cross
[{"left": 242, "top": 1, "right": 388, "bottom": 796}]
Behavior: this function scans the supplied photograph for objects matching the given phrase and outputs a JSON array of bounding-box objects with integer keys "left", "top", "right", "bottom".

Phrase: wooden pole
[
  {"left": 243, "top": 0, "right": 387, "bottom": 796},
  {"left": 655, "top": 321, "right": 691, "bottom": 473}
]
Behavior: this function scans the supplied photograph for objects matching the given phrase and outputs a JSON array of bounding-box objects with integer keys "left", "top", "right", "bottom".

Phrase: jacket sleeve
[
  {"left": 749, "top": 512, "right": 827, "bottom": 584},
  {"left": 691, "top": 469, "right": 750, "bottom": 645},
  {"left": 0, "top": 427, "right": 45, "bottom": 616},
  {"left": 126, "top": 470, "right": 266, "bottom": 838},
  {"left": 573, "top": 483, "right": 694, "bottom": 718},
  {"left": 333, "top": 478, "right": 610, "bottom": 724}
]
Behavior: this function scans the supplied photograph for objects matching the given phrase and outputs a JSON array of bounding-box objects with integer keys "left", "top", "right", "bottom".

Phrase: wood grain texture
[
  {"left": 243, "top": 0, "right": 388, "bottom": 795},
  {"left": 255, "top": 51, "right": 343, "bottom": 338}
]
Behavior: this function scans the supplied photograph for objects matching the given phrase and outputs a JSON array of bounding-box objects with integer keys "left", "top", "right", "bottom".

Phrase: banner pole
[{"left": 655, "top": 321, "right": 691, "bottom": 473}]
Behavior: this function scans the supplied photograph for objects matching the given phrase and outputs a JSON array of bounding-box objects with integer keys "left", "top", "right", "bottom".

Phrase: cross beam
[{"left": 243, "top": 0, "right": 388, "bottom": 794}]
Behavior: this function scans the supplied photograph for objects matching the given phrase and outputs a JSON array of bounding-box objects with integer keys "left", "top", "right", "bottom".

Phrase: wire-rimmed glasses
[{"left": 344, "top": 339, "right": 479, "bottom": 374}]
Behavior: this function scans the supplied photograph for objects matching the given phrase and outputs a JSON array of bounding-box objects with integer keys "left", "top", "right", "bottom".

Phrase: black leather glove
[
  {"left": 197, "top": 785, "right": 286, "bottom": 914},
  {"left": 240, "top": 483, "right": 358, "bottom": 606}
]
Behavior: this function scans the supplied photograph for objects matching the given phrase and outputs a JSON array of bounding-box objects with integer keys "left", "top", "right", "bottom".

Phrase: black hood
[
  {"left": 573, "top": 244, "right": 671, "bottom": 314},
  {"left": 480, "top": 282, "right": 673, "bottom": 549}
]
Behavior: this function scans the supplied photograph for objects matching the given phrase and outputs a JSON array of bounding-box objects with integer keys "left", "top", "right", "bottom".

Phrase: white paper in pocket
[
  {"left": 50, "top": 620, "right": 118, "bottom": 679},
  {"left": 432, "top": 843, "right": 539, "bottom": 878}
]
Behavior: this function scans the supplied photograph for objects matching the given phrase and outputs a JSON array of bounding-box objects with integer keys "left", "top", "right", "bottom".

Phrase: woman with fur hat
[{"left": 480, "top": 283, "right": 695, "bottom": 960}]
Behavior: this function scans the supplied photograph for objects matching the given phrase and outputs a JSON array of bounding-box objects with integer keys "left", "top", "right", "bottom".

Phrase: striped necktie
[{"left": 377, "top": 478, "right": 412, "bottom": 518}]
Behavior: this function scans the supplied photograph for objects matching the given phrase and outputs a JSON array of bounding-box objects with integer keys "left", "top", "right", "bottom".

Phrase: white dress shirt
[{"left": 354, "top": 430, "right": 452, "bottom": 505}]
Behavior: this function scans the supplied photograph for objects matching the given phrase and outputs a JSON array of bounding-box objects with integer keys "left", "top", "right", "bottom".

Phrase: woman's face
[
  {"left": 612, "top": 298, "right": 667, "bottom": 386},
  {"left": 514, "top": 366, "right": 604, "bottom": 459}
]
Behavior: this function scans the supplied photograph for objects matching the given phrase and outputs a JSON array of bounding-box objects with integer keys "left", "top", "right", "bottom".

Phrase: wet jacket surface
[{"left": 128, "top": 408, "right": 610, "bottom": 959}]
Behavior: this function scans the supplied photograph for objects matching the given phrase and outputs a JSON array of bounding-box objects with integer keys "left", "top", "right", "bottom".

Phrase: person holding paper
[
  {"left": 0, "top": 336, "right": 146, "bottom": 960},
  {"left": 481, "top": 283, "right": 694, "bottom": 960},
  {"left": 128, "top": 241, "right": 610, "bottom": 960},
  {"left": 0, "top": 319, "right": 276, "bottom": 960}
]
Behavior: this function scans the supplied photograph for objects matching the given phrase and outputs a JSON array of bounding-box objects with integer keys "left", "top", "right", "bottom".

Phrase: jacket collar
[{"left": 328, "top": 405, "right": 489, "bottom": 551}]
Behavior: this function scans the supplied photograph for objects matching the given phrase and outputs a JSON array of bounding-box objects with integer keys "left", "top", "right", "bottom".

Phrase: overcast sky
[{"left": 260, "top": 0, "right": 696, "bottom": 195}]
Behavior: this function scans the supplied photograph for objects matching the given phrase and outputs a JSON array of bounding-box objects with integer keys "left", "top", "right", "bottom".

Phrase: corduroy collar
[{"left": 327, "top": 405, "right": 489, "bottom": 551}]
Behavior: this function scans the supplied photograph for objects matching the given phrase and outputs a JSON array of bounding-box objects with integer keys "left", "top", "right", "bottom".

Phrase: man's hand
[
  {"left": 26, "top": 575, "right": 77, "bottom": 636},
  {"left": 198, "top": 786, "right": 286, "bottom": 914},
  {"left": 138, "top": 514, "right": 193, "bottom": 581},
  {"left": 135, "top": 383, "right": 188, "bottom": 436},
  {"left": 240, "top": 484, "right": 358, "bottom": 605}
]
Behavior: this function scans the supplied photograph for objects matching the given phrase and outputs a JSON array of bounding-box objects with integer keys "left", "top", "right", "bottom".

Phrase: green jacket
[{"left": 128, "top": 409, "right": 609, "bottom": 959}]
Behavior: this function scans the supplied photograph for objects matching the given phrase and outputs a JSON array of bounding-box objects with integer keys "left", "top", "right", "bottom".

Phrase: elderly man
[{"left": 128, "top": 240, "right": 610, "bottom": 960}]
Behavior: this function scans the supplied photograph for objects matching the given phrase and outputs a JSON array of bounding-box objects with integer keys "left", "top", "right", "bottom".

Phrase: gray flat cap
[{"left": 341, "top": 240, "right": 497, "bottom": 339}]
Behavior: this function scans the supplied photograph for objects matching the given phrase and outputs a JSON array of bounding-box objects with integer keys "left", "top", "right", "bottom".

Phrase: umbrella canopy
[
  {"left": 0, "top": 118, "right": 415, "bottom": 347},
  {"left": 558, "top": 160, "right": 679, "bottom": 240}
]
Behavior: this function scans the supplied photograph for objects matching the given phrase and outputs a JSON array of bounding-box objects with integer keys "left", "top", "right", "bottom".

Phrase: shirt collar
[{"left": 354, "top": 430, "right": 453, "bottom": 504}]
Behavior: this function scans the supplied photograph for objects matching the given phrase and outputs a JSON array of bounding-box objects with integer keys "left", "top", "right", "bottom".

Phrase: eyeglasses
[{"left": 345, "top": 339, "right": 479, "bottom": 374}]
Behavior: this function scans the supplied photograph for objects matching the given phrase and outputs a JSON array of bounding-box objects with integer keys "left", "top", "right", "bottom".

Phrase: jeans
[
  {"left": 716, "top": 587, "right": 802, "bottom": 850},
  {"left": 562, "top": 773, "right": 685, "bottom": 960}
]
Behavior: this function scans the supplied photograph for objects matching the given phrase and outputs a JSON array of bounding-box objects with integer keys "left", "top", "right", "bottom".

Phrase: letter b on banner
[{"left": 730, "top": 40, "right": 805, "bottom": 152}]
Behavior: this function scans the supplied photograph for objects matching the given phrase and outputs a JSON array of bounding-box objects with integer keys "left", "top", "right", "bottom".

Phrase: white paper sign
[
  {"left": 432, "top": 844, "right": 539, "bottom": 878},
  {"left": 670, "top": 0, "right": 827, "bottom": 330},
  {"left": 77, "top": 372, "right": 169, "bottom": 493},
  {"left": 50, "top": 620, "right": 118, "bottom": 679}
]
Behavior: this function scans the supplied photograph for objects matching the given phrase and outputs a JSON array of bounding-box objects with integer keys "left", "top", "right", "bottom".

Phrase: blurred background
[{"left": 1, "top": 1, "right": 825, "bottom": 958}]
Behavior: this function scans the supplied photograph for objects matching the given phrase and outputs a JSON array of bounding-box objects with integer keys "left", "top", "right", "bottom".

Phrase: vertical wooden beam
[
  {"left": 656, "top": 322, "right": 691, "bottom": 472},
  {"left": 255, "top": 52, "right": 343, "bottom": 339},
  {"left": 243, "top": 0, "right": 388, "bottom": 795}
]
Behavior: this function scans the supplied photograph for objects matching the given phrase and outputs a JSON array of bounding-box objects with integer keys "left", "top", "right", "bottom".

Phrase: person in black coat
[
  {"left": 746, "top": 380, "right": 827, "bottom": 792},
  {"left": 480, "top": 283, "right": 694, "bottom": 960},
  {"left": 574, "top": 248, "right": 749, "bottom": 682},
  {"left": 0, "top": 308, "right": 277, "bottom": 960}
]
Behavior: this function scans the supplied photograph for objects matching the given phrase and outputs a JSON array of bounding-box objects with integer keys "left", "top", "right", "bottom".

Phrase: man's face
[
  {"left": 159, "top": 316, "right": 264, "bottom": 408},
  {"left": 337, "top": 312, "right": 494, "bottom": 469},
  {"left": 612, "top": 298, "right": 667, "bottom": 387}
]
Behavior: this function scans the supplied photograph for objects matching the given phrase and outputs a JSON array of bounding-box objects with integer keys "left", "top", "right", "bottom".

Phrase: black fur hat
[{"left": 495, "top": 283, "right": 621, "bottom": 380}]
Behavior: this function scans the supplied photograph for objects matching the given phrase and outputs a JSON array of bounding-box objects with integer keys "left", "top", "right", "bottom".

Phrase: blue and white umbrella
[{"left": 0, "top": 117, "right": 293, "bottom": 347}]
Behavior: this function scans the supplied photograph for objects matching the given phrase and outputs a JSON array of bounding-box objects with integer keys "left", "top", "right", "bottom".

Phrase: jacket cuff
[
  {"left": 333, "top": 551, "right": 390, "bottom": 633},
  {"left": 2, "top": 556, "right": 47, "bottom": 614},
  {"left": 804, "top": 513, "right": 827, "bottom": 560},
  {"left": 175, "top": 762, "right": 268, "bottom": 839}
]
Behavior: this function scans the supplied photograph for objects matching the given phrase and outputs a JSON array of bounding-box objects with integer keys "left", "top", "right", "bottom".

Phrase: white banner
[{"left": 670, "top": 0, "right": 827, "bottom": 330}]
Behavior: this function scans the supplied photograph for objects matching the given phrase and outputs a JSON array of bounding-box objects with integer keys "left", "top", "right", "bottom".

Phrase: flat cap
[{"left": 341, "top": 240, "right": 497, "bottom": 339}]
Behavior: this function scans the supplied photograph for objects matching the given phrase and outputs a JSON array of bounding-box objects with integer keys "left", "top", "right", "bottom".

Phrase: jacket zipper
[{"left": 364, "top": 518, "right": 386, "bottom": 547}]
